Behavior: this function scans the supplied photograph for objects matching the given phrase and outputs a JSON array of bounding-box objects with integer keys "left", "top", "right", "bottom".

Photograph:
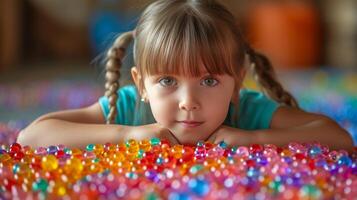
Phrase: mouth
[{"left": 177, "top": 120, "right": 204, "bottom": 128}]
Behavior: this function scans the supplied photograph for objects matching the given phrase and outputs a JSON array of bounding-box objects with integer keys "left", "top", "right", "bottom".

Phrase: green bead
[
  {"left": 301, "top": 184, "right": 322, "bottom": 198},
  {"left": 126, "top": 172, "right": 138, "bottom": 179},
  {"left": 189, "top": 164, "right": 203, "bottom": 174},
  {"left": 150, "top": 137, "right": 161, "bottom": 146},
  {"left": 269, "top": 180, "right": 282, "bottom": 193},
  {"left": 230, "top": 146, "right": 238, "bottom": 152},
  {"left": 63, "top": 148, "right": 71, "bottom": 154},
  {"left": 32, "top": 179, "right": 48, "bottom": 193},
  {"left": 146, "top": 192, "right": 158, "bottom": 200},
  {"left": 197, "top": 140, "right": 205, "bottom": 147},
  {"left": 86, "top": 144, "right": 95, "bottom": 152},
  {"left": 137, "top": 149, "right": 144, "bottom": 159}
]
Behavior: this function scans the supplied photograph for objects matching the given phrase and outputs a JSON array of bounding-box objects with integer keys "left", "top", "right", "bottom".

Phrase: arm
[
  {"left": 208, "top": 107, "right": 355, "bottom": 153},
  {"left": 253, "top": 106, "right": 355, "bottom": 152},
  {"left": 17, "top": 103, "right": 131, "bottom": 149},
  {"left": 17, "top": 102, "right": 179, "bottom": 148}
]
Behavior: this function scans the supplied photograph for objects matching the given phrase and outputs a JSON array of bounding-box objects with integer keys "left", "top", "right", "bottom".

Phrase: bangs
[{"left": 137, "top": 11, "right": 241, "bottom": 78}]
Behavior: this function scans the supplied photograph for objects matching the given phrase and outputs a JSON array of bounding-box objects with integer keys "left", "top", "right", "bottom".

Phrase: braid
[
  {"left": 246, "top": 47, "right": 299, "bottom": 108},
  {"left": 105, "top": 31, "right": 134, "bottom": 124}
]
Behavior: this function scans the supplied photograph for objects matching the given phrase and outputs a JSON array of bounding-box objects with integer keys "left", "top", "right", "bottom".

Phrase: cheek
[
  {"left": 203, "top": 89, "right": 232, "bottom": 120},
  {"left": 149, "top": 96, "right": 177, "bottom": 124}
]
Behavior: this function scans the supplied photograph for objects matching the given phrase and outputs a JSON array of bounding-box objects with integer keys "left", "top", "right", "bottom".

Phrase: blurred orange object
[{"left": 246, "top": 1, "right": 321, "bottom": 69}]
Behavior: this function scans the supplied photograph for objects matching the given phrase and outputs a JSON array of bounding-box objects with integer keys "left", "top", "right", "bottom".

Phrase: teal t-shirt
[{"left": 98, "top": 84, "right": 280, "bottom": 130}]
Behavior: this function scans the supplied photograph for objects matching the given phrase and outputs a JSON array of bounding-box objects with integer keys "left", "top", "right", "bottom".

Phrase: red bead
[
  {"left": 144, "top": 152, "right": 156, "bottom": 163},
  {"left": 246, "top": 159, "right": 256, "bottom": 168},
  {"left": 9, "top": 143, "right": 22, "bottom": 153},
  {"left": 31, "top": 156, "right": 42, "bottom": 170},
  {"left": 308, "top": 159, "right": 315, "bottom": 170},
  {"left": 277, "top": 147, "right": 283, "bottom": 154},
  {"left": 160, "top": 139, "right": 170, "bottom": 147},
  {"left": 249, "top": 144, "right": 263, "bottom": 154},
  {"left": 294, "top": 153, "right": 306, "bottom": 160},
  {"left": 55, "top": 150, "right": 65, "bottom": 158},
  {"left": 182, "top": 146, "right": 194, "bottom": 162},
  {"left": 204, "top": 142, "right": 214, "bottom": 150},
  {"left": 13, "top": 151, "right": 24, "bottom": 160}
]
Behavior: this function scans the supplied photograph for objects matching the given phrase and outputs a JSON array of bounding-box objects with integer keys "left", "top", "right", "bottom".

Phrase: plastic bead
[
  {"left": 0, "top": 139, "right": 354, "bottom": 199},
  {"left": 41, "top": 155, "right": 58, "bottom": 171}
]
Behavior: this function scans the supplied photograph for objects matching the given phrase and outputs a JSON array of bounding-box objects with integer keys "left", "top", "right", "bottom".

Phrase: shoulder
[
  {"left": 238, "top": 89, "right": 280, "bottom": 129},
  {"left": 239, "top": 89, "right": 267, "bottom": 101},
  {"left": 98, "top": 84, "right": 139, "bottom": 124},
  {"left": 118, "top": 84, "right": 139, "bottom": 98}
]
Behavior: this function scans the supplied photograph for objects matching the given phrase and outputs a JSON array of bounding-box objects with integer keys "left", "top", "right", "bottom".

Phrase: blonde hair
[{"left": 104, "top": 0, "right": 299, "bottom": 124}]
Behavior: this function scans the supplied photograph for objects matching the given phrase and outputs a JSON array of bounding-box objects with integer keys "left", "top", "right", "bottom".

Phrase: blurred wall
[{"left": 0, "top": 0, "right": 356, "bottom": 73}]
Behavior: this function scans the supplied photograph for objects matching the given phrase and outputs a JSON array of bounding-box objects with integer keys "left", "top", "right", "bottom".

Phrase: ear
[{"left": 131, "top": 66, "right": 146, "bottom": 97}]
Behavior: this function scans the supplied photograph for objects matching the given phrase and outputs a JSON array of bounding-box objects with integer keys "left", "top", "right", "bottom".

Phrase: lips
[{"left": 177, "top": 120, "right": 204, "bottom": 128}]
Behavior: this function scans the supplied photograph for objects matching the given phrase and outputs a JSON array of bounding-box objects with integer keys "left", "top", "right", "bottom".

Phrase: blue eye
[
  {"left": 158, "top": 77, "right": 176, "bottom": 87},
  {"left": 202, "top": 77, "right": 218, "bottom": 87}
]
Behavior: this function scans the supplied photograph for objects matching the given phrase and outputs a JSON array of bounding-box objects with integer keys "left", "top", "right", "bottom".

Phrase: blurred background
[{"left": 0, "top": 0, "right": 356, "bottom": 144}]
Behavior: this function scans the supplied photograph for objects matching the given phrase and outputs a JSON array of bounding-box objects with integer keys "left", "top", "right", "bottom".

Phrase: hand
[
  {"left": 206, "top": 125, "right": 252, "bottom": 147},
  {"left": 125, "top": 123, "right": 180, "bottom": 145}
]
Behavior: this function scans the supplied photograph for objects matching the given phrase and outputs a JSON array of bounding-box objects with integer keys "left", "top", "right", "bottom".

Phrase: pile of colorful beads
[
  {"left": 0, "top": 80, "right": 101, "bottom": 110},
  {"left": 1, "top": 139, "right": 356, "bottom": 199}
]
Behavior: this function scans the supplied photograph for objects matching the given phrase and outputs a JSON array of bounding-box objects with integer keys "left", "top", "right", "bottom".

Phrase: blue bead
[
  {"left": 12, "top": 164, "right": 20, "bottom": 174},
  {"left": 337, "top": 155, "right": 352, "bottom": 166},
  {"left": 246, "top": 168, "right": 260, "bottom": 178},
  {"left": 218, "top": 141, "right": 227, "bottom": 149},
  {"left": 188, "top": 178, "right": 209, "bottom": 197},
  {"left": 156, "top": 157, "right": 164, "bottom": 165},
  {"left": 308, "top": 146, "right": 322, "bottom": 157},
  {"left": 168, "top": 192, "right": 191, "bottom": 200}
]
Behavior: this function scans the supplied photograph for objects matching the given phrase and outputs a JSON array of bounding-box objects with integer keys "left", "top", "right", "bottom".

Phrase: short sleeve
[
  {"left": 98, "top": 85, "right": 138, "bottom": 125},
  {"left": 225, "top": 89, "right": 280, "bottom": 130}
]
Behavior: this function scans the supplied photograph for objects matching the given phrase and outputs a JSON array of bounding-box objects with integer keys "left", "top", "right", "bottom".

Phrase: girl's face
[{"left": 141, "top": 67, "right": 237, "bottom": 145}]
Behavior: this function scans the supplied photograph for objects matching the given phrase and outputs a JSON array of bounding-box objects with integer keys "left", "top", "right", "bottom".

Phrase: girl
[{"left": 17, "top": 0, "right": 354, "bottom": 152}]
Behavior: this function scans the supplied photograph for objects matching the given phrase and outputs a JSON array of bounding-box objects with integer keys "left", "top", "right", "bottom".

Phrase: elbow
[
  {"left": 16, "top": 124, "right": 42, "bottom": 148},
  {"left": 16, "top": 129, "right": 33, "bottom": 147},
  {"left": 16, "top": 116, "right": 52, "bottom": 147}
]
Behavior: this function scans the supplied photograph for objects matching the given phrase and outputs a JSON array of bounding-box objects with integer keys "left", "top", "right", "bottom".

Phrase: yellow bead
[
  {"left": 41, "top": 155, "right": 58, "bottom": 171},
  {"left": 203, "top": 158, "right": 217, "bottom": 168},
  {"left": 71, "top": 148, "right": 83, "bottom": 158},
  {"left": 171, "top": 145, "right": 184, "bottom": 159},
  {"left": 64, "top": 158, "right": 83, "bottom": 175},
  {"left": 94, "top": 144, "right": 104, "bottom": 154},
  {"left": 111, "top": 152, "right": 125, "bottom": 163},
  {"left": 0, "top": 154, "right": 12, "bottom": 164},
  {"left": 139, "top": 140, "right": 151, "bottom": 152},
  {"left": 54, "top": 184, "right": 66, "bottom": 196}
]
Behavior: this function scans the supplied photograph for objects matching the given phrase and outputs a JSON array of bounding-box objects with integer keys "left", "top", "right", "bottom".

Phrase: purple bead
[
  {"left": 145, "top": 170, "right": 160, "bottom": 183},
  {"left": 47, "top": 145, "right": 58, "bottom": 154}
]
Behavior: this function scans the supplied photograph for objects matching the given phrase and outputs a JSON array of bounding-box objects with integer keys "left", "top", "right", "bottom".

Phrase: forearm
[
  {"left": 17, "top": 119, "right": 130, "bottom": 149},
  {"left": 253, "top": 119, "right": 355, "bottom": 152}
]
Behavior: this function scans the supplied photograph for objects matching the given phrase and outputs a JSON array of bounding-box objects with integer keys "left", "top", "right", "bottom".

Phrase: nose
[{"left": 178, "top": 87, "right": 200, "bottom": 111}]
